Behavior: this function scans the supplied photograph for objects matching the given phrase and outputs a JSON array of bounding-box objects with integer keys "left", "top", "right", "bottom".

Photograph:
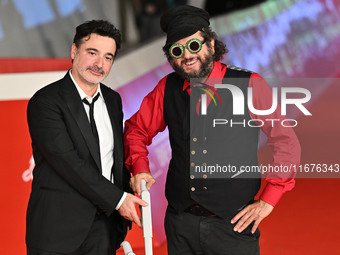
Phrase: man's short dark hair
[
  {"left": 73, "top": 20, "right": 122, "bottom": 53},
  {"left": 162, "top": 27, "right": 228, "bottom": 62}
]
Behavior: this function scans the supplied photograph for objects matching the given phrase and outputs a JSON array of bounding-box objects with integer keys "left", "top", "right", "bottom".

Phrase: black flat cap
[{"left": 160, "top": 5, "right": 210, "bottom": 46}]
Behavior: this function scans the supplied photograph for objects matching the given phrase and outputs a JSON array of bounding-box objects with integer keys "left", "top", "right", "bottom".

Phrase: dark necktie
[{"left": 82, "top": 93, "right": 100, "bottom": 149}]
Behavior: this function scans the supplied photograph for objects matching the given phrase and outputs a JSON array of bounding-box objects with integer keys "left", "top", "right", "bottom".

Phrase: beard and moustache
[{"left": 169, "top": 46, "right": 214, "bottom": 82}]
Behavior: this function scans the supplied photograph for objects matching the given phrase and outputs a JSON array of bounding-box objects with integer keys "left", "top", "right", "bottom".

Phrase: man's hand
[
  {"left": 118, "top": 193, "right": 147, "bottom": 228},
  {"left": 231, "top": 199, "right": 274, "bottom": 234},
  {"left": 130, "top": 172, "right": 156, "bottom": 196}
]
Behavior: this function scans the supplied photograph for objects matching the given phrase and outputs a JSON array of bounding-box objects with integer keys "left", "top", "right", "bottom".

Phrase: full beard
[{"left": 169, "top": 50, "right": 214, "bottom": 82}]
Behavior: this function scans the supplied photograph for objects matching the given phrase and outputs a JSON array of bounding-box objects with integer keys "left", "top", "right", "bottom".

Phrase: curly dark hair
[
  {"left": 162, "top": 26, "right": 228, "bottom": 61},
  {"left": 73, "top": 20, "right": 122, "bottom": 56}
]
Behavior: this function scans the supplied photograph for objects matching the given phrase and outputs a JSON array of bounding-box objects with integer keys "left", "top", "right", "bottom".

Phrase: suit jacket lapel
[
  {"left": 59, "top": 72, "right": 102, "bottom": 171},
  {"left": 101, "top": 85, "right": 124, "bottom": 188}
]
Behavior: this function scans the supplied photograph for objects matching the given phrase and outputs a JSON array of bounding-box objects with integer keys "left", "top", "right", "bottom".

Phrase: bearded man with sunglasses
[{"left": 124, "top": 5, "right": 300, "bottom": 255}]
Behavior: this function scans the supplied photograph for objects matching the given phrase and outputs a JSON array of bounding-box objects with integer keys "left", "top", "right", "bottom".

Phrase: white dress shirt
[{"left": 70, "top": 70, "right": 126, "bottom": 209}]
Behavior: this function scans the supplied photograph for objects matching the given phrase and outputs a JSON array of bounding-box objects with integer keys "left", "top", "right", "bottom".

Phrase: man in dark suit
[{"left": 26, "top": 20, "right": 146, "bottom": 255}]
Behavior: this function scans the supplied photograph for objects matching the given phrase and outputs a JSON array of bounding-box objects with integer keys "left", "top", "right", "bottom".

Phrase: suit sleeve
[
  {"left": 249, "top": 73, "right": 301, "bottom": 206},
  {"left": 27, "top": 91, "right": 123, "bottom": 216}
]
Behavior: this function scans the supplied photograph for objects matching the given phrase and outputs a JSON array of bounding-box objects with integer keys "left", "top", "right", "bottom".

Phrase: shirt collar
[
  {"left": 182, "top": 61, "right": 225, "bottom": 91},
  {"left": 69, "top": 70, "right": 102, "bottom": 101}
]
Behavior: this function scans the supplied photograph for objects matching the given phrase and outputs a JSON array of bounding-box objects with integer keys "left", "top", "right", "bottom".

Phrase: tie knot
[{"left": 83, "top": 93, "right": 100, "bottom": 106}]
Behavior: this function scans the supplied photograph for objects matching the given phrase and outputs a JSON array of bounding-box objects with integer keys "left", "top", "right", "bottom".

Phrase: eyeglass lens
[
  {"left": 172, "top": 46, "right": 183, "bottom": 57},
  {"left": 189, "top": 40, "right": 200, "bottom": 52}
]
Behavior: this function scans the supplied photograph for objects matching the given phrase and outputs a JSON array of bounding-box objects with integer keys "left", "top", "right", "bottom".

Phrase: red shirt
[{"left": 124, "top": 61, "right": 301, "bottom": 207}]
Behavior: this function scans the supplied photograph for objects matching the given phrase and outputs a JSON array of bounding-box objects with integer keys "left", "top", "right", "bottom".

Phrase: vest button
[
  {"left": 193, "top": 137, "right": 197, "bottom": 142},
  {"left": 191, "top": 150, "right": 196, "bottom": 155},
  {"left": 203, "top": 174, "right": 207, "bottom": 179},
  {"left": 203, "top": 149, "right": 207, "bottom": 154},
  {"left": 191, "top": 187, "right": 196, "bottom": 191},
  {"left": 203, "top": 186, "right": 208, "bottom": 191},
  {"left": 190, "top": 162, "right": 195, "bottom": 167},
  {"left": 202, "top": 162, "right": 207, "bottom": 166},
  {"left": 190, "top": 175, "right": 195, "bottom": 179}
]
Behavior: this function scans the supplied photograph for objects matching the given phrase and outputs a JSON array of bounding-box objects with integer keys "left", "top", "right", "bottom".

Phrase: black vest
[{"left": 163, "top": 66, "right": 261, "bottom": 219}]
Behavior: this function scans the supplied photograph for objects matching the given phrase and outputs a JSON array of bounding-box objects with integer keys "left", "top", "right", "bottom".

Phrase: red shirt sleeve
[
  {"left": 124, "top": 76, "right": 167, "bottom": 175},
  {"left": 249, "top": 73, "right": 301, "bottom": 206}
]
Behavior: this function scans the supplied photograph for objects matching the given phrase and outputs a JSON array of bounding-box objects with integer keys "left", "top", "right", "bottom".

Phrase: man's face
[
  {"left": 169, "top": 31, "right": 215, "bottom": 81},
  {"left": 71, "top": 33, "right": 116, "bottom": 86}
]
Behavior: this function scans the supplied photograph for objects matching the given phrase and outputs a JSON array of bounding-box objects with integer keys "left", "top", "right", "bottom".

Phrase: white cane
[
  {"left": 141, "top": 179, "right": 153, "bottom": 255},
  {"left": 120, "top": 241, "right": 135, "bottom": 255},
  {"left": 120, "top": 179, "right": 153, "bottom": 255}
]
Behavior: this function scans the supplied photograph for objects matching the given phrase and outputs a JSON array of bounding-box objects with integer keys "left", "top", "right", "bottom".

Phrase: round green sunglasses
[{"left": 169, "top": 38, "right": 206, "bottom": 59}]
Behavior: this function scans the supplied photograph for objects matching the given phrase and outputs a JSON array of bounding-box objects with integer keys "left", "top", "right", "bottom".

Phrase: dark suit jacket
[{"left": 26, "top": 72, "right": 132, "bottom": 253}]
